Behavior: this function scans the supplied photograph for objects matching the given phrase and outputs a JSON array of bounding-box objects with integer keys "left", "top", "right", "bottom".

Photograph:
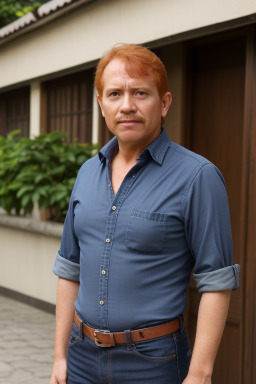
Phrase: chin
[{"left": 117, "top": 132, "right": 143, "bottom": 142}]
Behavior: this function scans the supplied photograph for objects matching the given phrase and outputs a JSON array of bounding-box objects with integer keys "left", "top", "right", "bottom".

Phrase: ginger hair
[{"left": 95, "top": 44, "right": 168, "bottom": 98}]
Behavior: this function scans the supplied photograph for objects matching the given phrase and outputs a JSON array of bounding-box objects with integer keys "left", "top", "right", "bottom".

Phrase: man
[{"left": 50, "top": 44, "right": 239, "bottom": 384}]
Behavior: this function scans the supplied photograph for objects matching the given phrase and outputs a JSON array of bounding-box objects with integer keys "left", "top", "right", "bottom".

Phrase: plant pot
[{"left": 40, "top": 207, "right": 51, "bottom": 221}]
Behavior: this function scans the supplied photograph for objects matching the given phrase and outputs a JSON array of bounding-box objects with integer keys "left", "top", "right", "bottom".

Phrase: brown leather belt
[{"left": 74, "top": 311, "right": 180, "bottom": 347}]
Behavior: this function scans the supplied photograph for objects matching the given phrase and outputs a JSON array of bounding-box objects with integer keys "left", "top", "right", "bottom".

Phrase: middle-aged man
[{"left": 50, "top": 44, "right": 240, "bottom": 384}]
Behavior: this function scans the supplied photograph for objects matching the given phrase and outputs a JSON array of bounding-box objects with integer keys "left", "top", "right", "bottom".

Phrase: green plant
[
  {"left": 0, "top": 131, "right": 97, "bottom": 222},
  {"left": 0, "top": 1, "right": 45, "bottom": 28}
]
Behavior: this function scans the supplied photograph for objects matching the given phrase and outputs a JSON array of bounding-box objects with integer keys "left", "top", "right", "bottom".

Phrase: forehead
[{"left": 102, "top": 58, "right": 157, "bottom": 90}]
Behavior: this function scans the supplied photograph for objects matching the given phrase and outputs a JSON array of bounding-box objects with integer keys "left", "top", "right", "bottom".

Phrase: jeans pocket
[
  {"left": 68, "top": 322, "right": 83, "bottom": 348},
  {"left": 126, "top": 208, "right": 167, "bottom": 254},
  {"left": 132, "top": 335, "right": 177, "bottom": 361}
]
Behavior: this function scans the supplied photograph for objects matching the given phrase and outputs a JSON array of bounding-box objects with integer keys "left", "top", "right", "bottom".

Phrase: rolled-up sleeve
[
  {"left": 53, "top": 252, "right": 80, "bottom": 281},
  {"left": 194, "top": 264, "right": 240, "bottom": 293},
  {"left": 53, "top": 178, "right": 80, "bottom": 281},
  {"left": 183, "top": 163, "right": 239, "bottom": 292}
]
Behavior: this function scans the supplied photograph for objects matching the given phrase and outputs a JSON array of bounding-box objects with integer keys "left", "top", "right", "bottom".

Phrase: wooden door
[{"left": 184, "top": 31, "right": 248, "bottom": 383}]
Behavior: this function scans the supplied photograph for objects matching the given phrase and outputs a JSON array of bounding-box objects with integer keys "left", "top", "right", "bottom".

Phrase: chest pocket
[{"left": 126, "top": 208, "right": 167, "bottom": 254}]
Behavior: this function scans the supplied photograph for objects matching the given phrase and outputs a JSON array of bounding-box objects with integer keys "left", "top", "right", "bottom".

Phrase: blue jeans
[{"left": 67, "top": 316, "right": 191, "bottom": 384}]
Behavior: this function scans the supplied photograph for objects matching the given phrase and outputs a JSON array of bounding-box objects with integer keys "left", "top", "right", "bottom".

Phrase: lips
[
  {"left": 118, "top": 120, "right": 142, "bottom": 123},
  {"left": 117, "top": 121, "right": 143, "bottom": 129}
]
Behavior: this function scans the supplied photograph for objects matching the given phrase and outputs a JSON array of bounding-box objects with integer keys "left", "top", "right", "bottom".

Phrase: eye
[
  {"left": 136, "top": 91, "right": 146, "bottom": 97},
  {"left": 109, "top": 91, "right": 119, "bottom": 97}
]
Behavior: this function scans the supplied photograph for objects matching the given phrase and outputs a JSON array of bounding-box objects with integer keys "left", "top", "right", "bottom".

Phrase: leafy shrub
[
  {"left": 0, "top": 131, "right": 97, "bottom": 222},
  {"left": 0, "top": 1, "right": 44, "bottom": 28}
]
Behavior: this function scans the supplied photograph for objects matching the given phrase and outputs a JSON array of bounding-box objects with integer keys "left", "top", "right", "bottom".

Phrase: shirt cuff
[
  {"left": 193, "top": 264, "right": 240, "bottom": 293},
  {"left": 53, "top": 252, "right": 80, "bottom": 282}
]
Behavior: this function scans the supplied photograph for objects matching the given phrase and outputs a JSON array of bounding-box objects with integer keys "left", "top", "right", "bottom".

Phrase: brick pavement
[{"left": 0, "top": 295, "right": 55, "bottom": 384}]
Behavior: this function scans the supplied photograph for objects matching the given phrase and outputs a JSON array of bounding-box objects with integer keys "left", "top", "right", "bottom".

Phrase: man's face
[{"left": 97, "top": 58, "right": 171, "bottom": 148}]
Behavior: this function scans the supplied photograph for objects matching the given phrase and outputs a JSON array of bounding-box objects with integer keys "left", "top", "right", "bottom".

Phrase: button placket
[
  {"left": 98, "top": 164, "right": 142, "bottom": 329},
  {"left": 98, "top": 204, "right": 117, "bottom": 328}
]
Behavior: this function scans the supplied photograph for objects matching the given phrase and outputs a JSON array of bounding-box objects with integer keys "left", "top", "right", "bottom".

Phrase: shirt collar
[
  {"left": 98, "top": 136, "right": 119, "bottom": 162},
  {"left": 98, "top": 128, "right": 170, "bottom": 165},
  {"left": 138, "top": 128, "right": 171, "bottom": 165}
]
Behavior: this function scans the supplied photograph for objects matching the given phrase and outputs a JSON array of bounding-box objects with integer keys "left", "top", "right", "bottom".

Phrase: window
[
  {"left": 0, "top": 87, "right": 30, "bottom": 137},
  {"left": 45, "top": 69, "right": 94, "bottom": 143}
]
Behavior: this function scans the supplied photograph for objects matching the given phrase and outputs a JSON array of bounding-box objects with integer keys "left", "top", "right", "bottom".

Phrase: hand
[
  {"left": 182, "top": 373, "right": 212, "bottom": 384},
  {"left": 50, "top": 358, "right": 67, "bottom": 384}
]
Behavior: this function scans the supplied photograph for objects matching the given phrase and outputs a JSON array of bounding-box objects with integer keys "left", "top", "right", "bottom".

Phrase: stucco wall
[
  {"left": 0, "top": 0, "right": 256, "bottom": 88},
  {"left": 0, "top": 221, "right": 61, "bottom": 305}
]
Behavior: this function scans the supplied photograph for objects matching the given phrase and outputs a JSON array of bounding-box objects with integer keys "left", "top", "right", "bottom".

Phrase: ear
[
  {"left": 97, "top": 93, "right": 105, "bottom": 117},
  {"left": 161, "top": 92, "right": 172, "bottom": 118}
]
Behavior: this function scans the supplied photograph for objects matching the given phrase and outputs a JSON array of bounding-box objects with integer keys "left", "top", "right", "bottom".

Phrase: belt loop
[
  {"left": 178, "top": 314, "right": 184, "bottom": 334},
  {"left": 79, "top": 320, "right": 84, "bottom": 341},
  {"left": 124, "top": 330, "right": 134, "bottom": 351}
]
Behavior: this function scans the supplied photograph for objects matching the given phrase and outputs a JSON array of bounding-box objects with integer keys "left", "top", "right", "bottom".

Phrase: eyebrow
[{"left": 104, "top": 86, "right": 151, "bottom": 93}]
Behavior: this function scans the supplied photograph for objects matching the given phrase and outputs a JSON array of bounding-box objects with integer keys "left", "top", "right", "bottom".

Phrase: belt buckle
[{"left": 94, "top": 329, "right": 114, "bottom": 347}]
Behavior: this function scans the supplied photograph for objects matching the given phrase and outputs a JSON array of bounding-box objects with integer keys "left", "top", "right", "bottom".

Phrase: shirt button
[
  {"left": 101, "top": 270, "right": 106, "bottom": 275},
  {"left": 100, "top": 300, "right": 104, "bottom": 305},
  {"left": 112, "top": 206, "right": 117, "bottom": 211},
  {"left": 132, "top": 175, "right": 135, "bottom": 178},
  {"left": 105, "top": 238, "right": 110, "bottom": 243}
]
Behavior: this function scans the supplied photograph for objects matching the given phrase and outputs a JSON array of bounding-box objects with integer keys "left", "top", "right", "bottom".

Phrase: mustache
[{"left": 114, "top": 115, "right": 145, "bottom": 123}]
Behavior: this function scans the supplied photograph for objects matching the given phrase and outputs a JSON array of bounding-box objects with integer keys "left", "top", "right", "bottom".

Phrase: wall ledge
[
  {"left": 0, "top": 286, "right": 56, "bottom": 314},
  {"left": 0, "top": 211, "right": 63, "bottom": 238}
]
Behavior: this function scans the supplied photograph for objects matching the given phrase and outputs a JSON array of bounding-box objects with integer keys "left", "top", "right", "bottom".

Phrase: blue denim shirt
[{"left": 53, "top": 128, "right": 239, "bottom": 331}]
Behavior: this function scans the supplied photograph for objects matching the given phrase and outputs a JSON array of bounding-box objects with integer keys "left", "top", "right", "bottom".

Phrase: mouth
[{"left": 117, "top": 120, "right": 143, "bottom": 125}]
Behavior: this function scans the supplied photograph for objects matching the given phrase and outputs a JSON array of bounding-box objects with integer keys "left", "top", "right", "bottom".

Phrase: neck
[
  {"left": 117, "top": 143, "right": 142, "bottom": 165},
  {"left": 116, "top": 128, "right": 162, "bottom": 165}
]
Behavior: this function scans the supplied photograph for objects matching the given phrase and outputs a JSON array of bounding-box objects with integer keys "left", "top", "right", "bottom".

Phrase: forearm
[
  {"left": 54, "top": 277, "right": 79, "bottom": 361},
  {"left": 184, "top": 290, "right": 231, "bottom": 383}
]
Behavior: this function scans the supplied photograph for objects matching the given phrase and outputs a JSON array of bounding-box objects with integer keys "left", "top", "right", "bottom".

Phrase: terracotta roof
[{"left": 0, "top": 0, "right": 93, "bottom": 40}]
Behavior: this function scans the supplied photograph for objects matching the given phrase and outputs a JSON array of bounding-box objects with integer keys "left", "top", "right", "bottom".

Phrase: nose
[{"left": 120, "top": 93, "right": 137, "bottom": 114}]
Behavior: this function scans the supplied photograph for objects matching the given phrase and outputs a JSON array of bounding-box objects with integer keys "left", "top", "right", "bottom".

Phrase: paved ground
[{"left": 0, "top": 295, "right": 55, "bottom": 384}]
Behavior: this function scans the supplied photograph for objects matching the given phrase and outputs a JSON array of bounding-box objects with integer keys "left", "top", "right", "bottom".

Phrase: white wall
[
  {"left": 30, "top": 82, "right": 41, "bottom": 138},
  {"left": 0, "top": 0, "right": 255, "bottom": 88},
  {"left": 0, "top": 226, "right": 60, "bottom": 304}
]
